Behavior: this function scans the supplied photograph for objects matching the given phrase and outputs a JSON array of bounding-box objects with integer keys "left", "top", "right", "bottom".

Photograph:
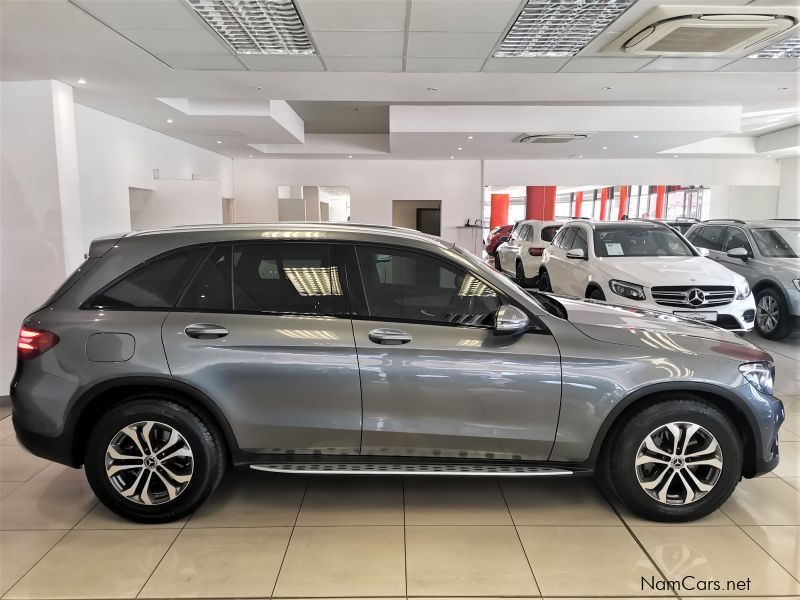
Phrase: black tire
[
  {"left": 755, "top": 287, "right": 793, "bottom": 340},
  {"left": 494, "top": 254, "right": 502, "bottom": 272},
  {"left": 538, "top": 270, "right": 551, "bottom": 292},
  {"left": 84, "top": 395, "right": 225, "bottom": 523},
  {"left": 588, "top": 287, "right": 606, "bottom": 301},
  {"left": 600, "top": 396, "right": 742, "bottom": 522},
  {"left": 515, "top": 260, "right": 531, "bottom": 288}
]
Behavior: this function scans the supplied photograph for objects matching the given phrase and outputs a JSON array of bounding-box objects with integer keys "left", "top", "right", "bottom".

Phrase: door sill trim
[{"left": 249, "top": 463, "right": 575, "bottom": 476}]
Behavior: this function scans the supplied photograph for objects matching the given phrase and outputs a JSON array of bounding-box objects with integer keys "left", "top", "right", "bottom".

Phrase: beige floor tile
[
  {"left": 0, "top": 478, "right": 97, "bottom": 530},
  {"left": 76, "top": 502, "right": 188, "bottom": 530},
  {"left": 406, "top": 525, "right": 539, "bottom": 596},
  {"left": 780, "top": 477, "right": 800, "bottom": 491},
  {"left": 5, "top": 528, "right": 179, "bottom": 599},
  {"left": 0, "top": 445, "right": 49, "bottom": 482},
  {"left": 404, "top": 478, "right": 512, "bottom": 525},
  {"left": 780, "top": 428, "right": 800, "bottom": 442},
  {"left": 742, "top": 525, "right": 800, "bottom": 580},
  {"left": 24, "top": 463, "right": 86, "bottom": 485},
  {"left": 633, "top": 526, "right": 800, "bottom": 597},
  {"left": 0, "top": 530, "right": 67, "bottom": 595},
  {"left": 0, "top": 481, "right": 21, "bottom": 500},
  {"left": 296, "top": 476, "right": 403, "bottom": 526},
  {"left": 518, "top": 526, "right": 662, "bottom": 596},
  {"left": 139, "top": 527, "right": 291, "bottom": 598},
  {"left": 774, "top": 441, "right": 800, "bottom": 478},
  {"left": 721, "top": 477, "right": 800, "bottom": 525},
  {"left": 774, "top": 367, "right": 800, "bottom": 396},
  {"left": 501, "top": 478, "right": 621, "bottom": 526},
  {"left": 0, "top": 417, "right": 16, "bottom": 444},
  {"left": 274, "top": 525, "right": 405, "bottom": 597},
  {"left": 186, "top": 472, "right": 305, "bottom": 528}
]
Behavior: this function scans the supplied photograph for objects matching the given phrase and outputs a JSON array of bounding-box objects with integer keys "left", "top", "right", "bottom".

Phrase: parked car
[
  {"left": 540, "top": 220, "right": 757, "bottom": 334},
  {"left": 495, "top": 220, "right": 562, "bottom": 287},
  {"left": 12, "top": 223, "right": 782, "bottom": 523},
  {"left": 686, "top": 219, "right": 800, "bottom": 340},
  {"left": 663, "top": 217, "right": 700, "bottom": 235},
  {"left": 484, "top": 223, "right": 515, "bottom": 257}
]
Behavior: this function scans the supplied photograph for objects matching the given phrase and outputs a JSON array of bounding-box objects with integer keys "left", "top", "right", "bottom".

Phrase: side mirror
[
  {"left": 697, "top": 247, "right": 710, "bottom": 257},
  {"left": 493, "top": 305, "right": 529, "bottom": 336},
  {"left": 566, "top": 248, "right": 585, "bottom": 260},
  {"left": 727, "top": 247, "right": 749, "bottom": 260}
]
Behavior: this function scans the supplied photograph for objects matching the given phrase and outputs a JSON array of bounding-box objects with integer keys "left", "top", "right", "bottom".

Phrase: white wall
[
  {"left": 707, "top": 186, "right": 780, "bottom": 220},
  {"left": 75, "top": 104, "right": 233, "bottom": 250},
  {"left": 777, "top": 157, "right": 799, "bottom": 218},
  {"left": 233, "top": 159, "right": 483, "bottom": 252},
  {"left": 129, "top": 180, "right": 222, "bottom": 230}
]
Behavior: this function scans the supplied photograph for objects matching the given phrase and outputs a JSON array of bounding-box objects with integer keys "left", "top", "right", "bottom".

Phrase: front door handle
[
  {"left": 368, "top": 328, "right": 412, "bottom": 345},
  {"left": 185, "top": 323, "right": 229, "bottom": 339}
]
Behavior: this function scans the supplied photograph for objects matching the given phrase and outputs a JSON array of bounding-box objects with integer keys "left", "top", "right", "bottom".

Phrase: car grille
[{"left": 650, "top": 285, "right": 735, "bottom": 308}]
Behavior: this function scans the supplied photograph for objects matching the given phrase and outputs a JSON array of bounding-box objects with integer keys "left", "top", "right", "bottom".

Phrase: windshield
[
  {"left": 751, "top": 226, "right": 800, "bottom": 258},
  {"left": 593, "top": 225, "right": 695, "bottom": 258}
]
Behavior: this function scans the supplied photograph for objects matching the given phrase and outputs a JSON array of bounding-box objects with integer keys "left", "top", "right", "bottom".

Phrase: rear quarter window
[{"left": 540, "top": 225, "right": 561, "bottom": 243}]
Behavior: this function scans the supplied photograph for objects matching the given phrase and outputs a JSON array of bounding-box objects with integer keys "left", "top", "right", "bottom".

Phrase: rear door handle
[
  {"left": 185, "top": 323, "right": 229, "bottom": 339},
  {"left": 368, "top": 328, "right": 412, "bottom": 345}
]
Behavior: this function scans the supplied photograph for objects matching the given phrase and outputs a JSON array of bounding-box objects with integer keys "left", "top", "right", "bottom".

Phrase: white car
[
  {"left": 494, "top": 220, "right": 562, "bottom": 287},
  {"left": 540, "top": 220, "right": 757, "bottom": 333}
]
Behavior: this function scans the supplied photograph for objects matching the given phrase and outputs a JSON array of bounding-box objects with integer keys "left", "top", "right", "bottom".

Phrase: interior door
[
  {"left": 162, "top": 243, "right": 362, "bottom": 456},
  {"left": 350, "top": 245, "right": 562, "bottom": 461}
]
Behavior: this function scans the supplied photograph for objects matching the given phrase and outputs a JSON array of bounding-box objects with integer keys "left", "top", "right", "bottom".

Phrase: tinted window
[
  {"left": 723, "top": 227, "right": 753, "bottom": 255},
  {"left": 521, "top": 225, "right": 533, "bottom": 242},
  {"left": 232, "top": 244, "right": 343, "bottom": 315},
  {"left": 179, "top": 246, "right": 232, "bottom": 311},
  {"left": 571, "top": 227, "right": 588, "bottom": 253},
  {"left": 593, "top": 225, "right": 694, "bottom": 257},
  {"left": 559, "top": 227, "right": 577, "bottom": 249},
  {"left": 691, "top": 225, "right": 726, "bottom": 251},
  {"left": 540, "top": 225, "right": 561, "bottom": 243},
  {"left": 91, "top": 248, "right": 205, "bottom": 309},
  {"left": 356, "top": 246, "right": 500, "bottom": 326}
]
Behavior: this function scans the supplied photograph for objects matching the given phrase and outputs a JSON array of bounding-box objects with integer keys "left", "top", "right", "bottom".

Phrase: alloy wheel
[
  {"left": 756, "top": 295, "right": 779, "bottom": 333},
  {"left": 105, "top": 421, "right": 194, "bottom": 505},
  {"left": 634, "top": 421, "right": 723, "bottom": 505}
]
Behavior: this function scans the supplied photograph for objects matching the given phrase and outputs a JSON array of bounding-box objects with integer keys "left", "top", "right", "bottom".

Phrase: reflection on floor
[{"left": 0, "top": 334, "right": 798, "bottom": 599}]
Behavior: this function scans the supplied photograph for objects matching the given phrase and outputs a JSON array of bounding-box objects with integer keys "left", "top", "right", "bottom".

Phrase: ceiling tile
[
  {"left": 238, "top": 55, "right": 324, "bottom": 71},
  {"left": 121, "top": 28, "right": 228, "bottom": 54},
  {"left": 73, "top": 0, "right": 200, "bottom": 29},
  {"left": 559, "top": 57, "right": 653, "bottom": 73},
  {"left": 325, "top": 57, "right": 403, "bottom": 72},
  {"left": 157, "top": 53, "right": 245, "bottom": 70},
  {"left": 405, "top": 57, "right": 486, "bottom": 72},
  {"left": 640, "top": 58, "right": 736, "bottom": 72},
  {"left": 409, "top": 0, "right": 521, "bottom": 33},
  {"left": 407, "top": 32, "right": 500, "bottom": 57},
  {"left": 296, "top": 0, "right": 407, "bottom": 31},
  {"left": 483, "top": 57, "right": 570, "bottom": 73},
  {"left": 312, "top": 31, "right": 404, "bottom": 57},
  {"left": 719, "top": 58, "right": 800, "bottom": 72}
]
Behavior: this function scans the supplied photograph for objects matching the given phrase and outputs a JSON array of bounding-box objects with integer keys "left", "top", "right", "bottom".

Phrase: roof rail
[
  {"left": 626, "top": 218, "right": 673, "bottom": 228},
  {"left": 772, "top": 218, "right": 800, "bottom": 222},
  {"left": 702, "top": 218, "right": 746, "bottom": 224}
]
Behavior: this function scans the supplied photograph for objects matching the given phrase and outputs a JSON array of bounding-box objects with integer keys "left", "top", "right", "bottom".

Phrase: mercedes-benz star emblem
[{"left": 686, "top": 288, "right": 706, "bottom": 307}]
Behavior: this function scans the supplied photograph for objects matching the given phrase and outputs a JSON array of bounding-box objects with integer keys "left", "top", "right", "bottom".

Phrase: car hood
[
  {"left": 765, "top": 257, "right": 800, "bottom": 275},
  {"left": 595, "top": 255, "right": 743, "bottom": 286},
  {"left": 551, "top": 294, "right": 770, "bottom": 362}
]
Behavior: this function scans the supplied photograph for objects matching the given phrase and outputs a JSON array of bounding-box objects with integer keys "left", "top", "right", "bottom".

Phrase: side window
[
  {"left": 571, "top": 227, "right": 588, "bottom": 254},
  {"left": 90, "top": 248, "right": 206, "bottom": 309},
  {"left": 551, "top": 228, "right": 566, "bottom": 248},
  {"left": 559, "top": 227, "right": 577, "bottom": 249},
  {"left": 178, "top": 246, "right": 232, "bottom": 311},
  {"left": 692, "top": 226, "right": 726, "bottom": 251},
  {"left": 232, "top": 244, "right": 344, "bottom": 316},
  {"left": 724, "top": 227, "right": 753, "bottom": 255},
  {"left": 540, "top": 225, "right": 560, "bottom": 243},
  {"left": 356, "top": 246, "right": 500, "bottom": 326}
]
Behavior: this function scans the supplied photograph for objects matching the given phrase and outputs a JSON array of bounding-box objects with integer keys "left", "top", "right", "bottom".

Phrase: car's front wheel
[
  {"left": 602, "top": 397, "right": 741, "bottom": 522},
  {"left": 755, "top": 288, "right": 793, "bottom": 340},
  {"left": 85, "top": 396, "right": 225, "bottom": 523}
]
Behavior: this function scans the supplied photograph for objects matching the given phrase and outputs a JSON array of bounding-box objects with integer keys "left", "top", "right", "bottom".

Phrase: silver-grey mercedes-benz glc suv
[{"left": 11, "top": 224, "right": 783, "bottom": 523}]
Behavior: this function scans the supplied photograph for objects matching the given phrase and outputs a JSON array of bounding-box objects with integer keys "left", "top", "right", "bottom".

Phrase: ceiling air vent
[
  {"left": 606, "top": 7, "right": 798, "bottom": 57},
  {"left": 516, "top": 133, "right": 593, "bottom": 144}
]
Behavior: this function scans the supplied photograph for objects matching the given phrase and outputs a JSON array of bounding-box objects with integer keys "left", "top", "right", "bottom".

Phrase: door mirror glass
[
  {"left": 697, "top": 247, "right": 710, "bottom": 257},
  {"left": 493, "top": 305, "right": 529, "bottom": 336},
  {"left": 566, "top": 248, "right": 585, "bottom": 260},
  {"left": 727, "top": 247, "right": 749, "bottom": 260}
]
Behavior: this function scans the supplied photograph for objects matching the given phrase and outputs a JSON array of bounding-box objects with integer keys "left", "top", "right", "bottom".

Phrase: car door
[
  {"left": 689, "top": 225, "right": 727, "bottom": 261},
  {"left": 499, "top": 223, "right": 523, "bottom": 273},
  {"left": 347, "top": 244, "right": 562, "bottom": 461},
  {"left": 718, "top": 226, "right": 756, "bottom": 280},
  {"left": 564, "top": 225, "right": 592, "bottom": 296},
  {"left": 546, "top": 226, "right": 577, "bottom": 294},
  {"left": 162, "top": 242, "right": 362, "bottom": 456}
]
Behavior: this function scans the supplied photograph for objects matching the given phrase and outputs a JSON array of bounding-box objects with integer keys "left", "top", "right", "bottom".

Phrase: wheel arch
[
  {"left": 752, "top": 279, "right": 789, "bottom": 306},
  {"left": 585, "top": 282, "right": 604, "bottom": 297}
]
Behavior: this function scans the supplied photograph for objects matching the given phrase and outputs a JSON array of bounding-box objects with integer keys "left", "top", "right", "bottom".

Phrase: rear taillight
[
  {"left": 528, "top": 247, "right": 544, "bottom": 256},
  {"left": 17, "top": 327, "right": 60, "bottom": 360}
]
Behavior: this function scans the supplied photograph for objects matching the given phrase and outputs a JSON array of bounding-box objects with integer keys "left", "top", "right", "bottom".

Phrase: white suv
[
  {"left": 495, "top": 220, "right": 562, "bottom": 287},
  {"left": 540, "top": 220, "right": 757, "bottom": 333}
]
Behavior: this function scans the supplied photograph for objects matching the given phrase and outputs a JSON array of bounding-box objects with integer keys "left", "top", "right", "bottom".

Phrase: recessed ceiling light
[
  {"left": 166, "top": 118, "right": 173, "bottom": 124},
  {"left": 186, "top": 0, "right": 315, "bottom": 55},
  {"left": 427, "top": 87, "right": 438, "bottom": 92},
  {"left": 778, "top": 87, "right": 790, "bottom": 91},
  {"left": 495, "top": 0, "right": 636, "bottom": 57},
  {"left": 249, "top": 154, "right": 254, "bottom": 158},
  {"left": 633, "top": 134, "right": 640, "bottom": 138},
  {"left": 450, "top": 155, "right": 455, "bottom": 159},
  {"left": 673, "top": 155, "right": 679, "bottom": 158},
  {"left": 749, "top": 34, "right": 800, "bottom": 58},
  {"left": 467, "top": 135, "right": 474, "bottom": 140},
  {"left": 347, "top": 155, "right": 353, "bottom": 159},
  {"left": 766, "top": 154, "right": 772, "bottom": 158},
  {"left": 602, "top": 146, "right": 608, "bottom": 150},
  {"left": 457, "top": 147, "right": 463, "bottom": 151},
  {"left": 252, "top": 86, "right": 263, "bottom": 91},
  {"left": 602, "top": 86, "right": 613, "bottom": 91},
  {"left": 216, "top": 140, "right": 222, "bottom": 144},
  {"left": 578, "top": 155, "right": 583, "bottom": 158},
  {"left": 77, "top": 78, "right": 87, "bottom": 85}
]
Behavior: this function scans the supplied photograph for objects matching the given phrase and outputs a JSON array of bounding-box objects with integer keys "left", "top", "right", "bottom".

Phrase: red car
[{"left": 484, "top": 223, "right": 515, "bottom": 256}]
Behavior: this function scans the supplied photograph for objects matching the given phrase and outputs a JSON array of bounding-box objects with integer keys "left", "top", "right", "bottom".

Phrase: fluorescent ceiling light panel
[
  {"left": 495, "top": 0, "right": 636, "bottom": 57},
  {"left": 748, "top": 34, "right": 800, "bottom": 58},
  {"left": 185, "top": 0, "right": 315, "bottom": 55}
]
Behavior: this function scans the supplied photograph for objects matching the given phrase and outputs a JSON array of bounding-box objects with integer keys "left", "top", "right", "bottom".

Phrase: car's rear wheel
[
  {"left": 755, "top": 288, "right": 793, "bottom": 340},
  {"left": 85, "top": 396, "right": 225, "bottom": 523},
  {"left": 494, "top": 254, "right": 502, "bottom": 272},
  {"left": 515, "top": 260, "right": 531, "bottom": 288},
  {"left": 601, "top": 397, "right": 741, "bottom": 522},
  {"left": 538, "top": 270, "right": 551, "bottom": 292}
]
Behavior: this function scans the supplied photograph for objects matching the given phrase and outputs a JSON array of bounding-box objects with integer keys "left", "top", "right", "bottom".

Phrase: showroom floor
[{"left": 0, "top": 334, "right": 797, "bottom": 600}]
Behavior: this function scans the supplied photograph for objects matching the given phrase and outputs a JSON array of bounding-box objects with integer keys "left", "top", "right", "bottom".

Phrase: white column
[
  {"left": 777, "top": 157, "right": 800, "bottom": 218},
  {"left": 0, "top": 80, "right": 82, "bottom": 387}
]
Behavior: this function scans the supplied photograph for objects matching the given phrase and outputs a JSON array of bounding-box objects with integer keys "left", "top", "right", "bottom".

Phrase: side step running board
[{"left": 250, "top": 463, "right": 574, "bottom": 476}]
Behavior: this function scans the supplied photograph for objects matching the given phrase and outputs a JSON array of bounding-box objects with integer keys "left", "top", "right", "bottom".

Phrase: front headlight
[
  {"left": 735, "top": 280, "right": 752, "bottom": 300},
  {"left": 609, "top": 279, "right": 646, "bottom": 301},
  {"left": 793, "top": 279, "right": 800, "bottom": 293},
  {"left": 739, "top": 361, "right": 774, "bottom": 395}
]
